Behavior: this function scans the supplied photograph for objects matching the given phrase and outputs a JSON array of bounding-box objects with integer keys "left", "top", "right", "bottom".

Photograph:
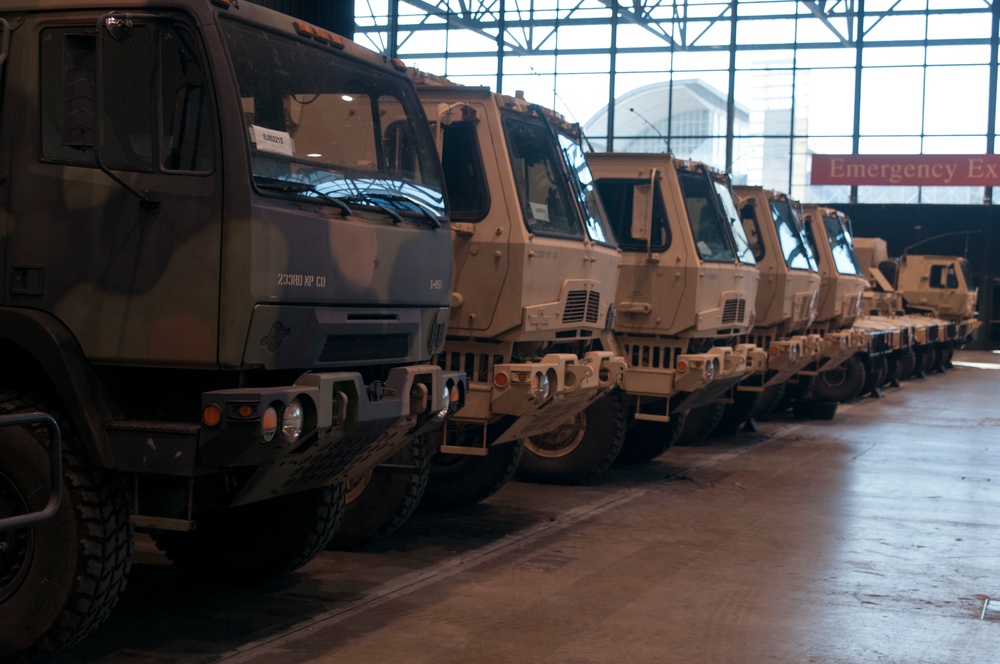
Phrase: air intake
[
  {"left": 564, "top": 290, "right": 602, "bottom": 324},
  {"left": 319, "top": 334, "right": 409, "bottom": 363},
  {"left": 721, "top": 298, "right": 747, "bottom": 325}
]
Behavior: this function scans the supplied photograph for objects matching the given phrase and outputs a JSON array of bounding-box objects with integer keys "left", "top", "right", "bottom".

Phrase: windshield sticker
[
  {"left": 251, "top": 125, "right": 295, "bottom": 157},
  {"left": 530, "top": 202, "right": 550, "bottom": 222}
]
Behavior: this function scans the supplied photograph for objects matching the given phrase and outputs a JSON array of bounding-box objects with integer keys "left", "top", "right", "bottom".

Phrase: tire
[
  {"left": 930, "top": 344, "right": 946, "bottom": 373},
  {"left": 676, "top": 402, "right": 726, "bottom": 445},
  {"left": 916, "top": 346, "right": 935, "bottom": 377},
  {"left": 753, "top": 382, "right": 787, "bottom": 419},
  {"left": 326, "top": 436, "right": 429, "bottom": 550},
  {"left": 860, "top": 354, "right": 888, "bottom": 395},
  {"left": 811, "top": 354, "right": 867, "bottom": 402},
  {"left": 516, "top": 390, "right": 627, "bottom": 485},
  {"left": 154, "top": 483, "right": 345, "bottom": 580},
  {"left": 712, "top": 389, "right": 762, "bottom": 437},
  {"left": 775, "top": 376, "right": 811, "bottom": 414},
  {"left": 616, "top": 410, "right": 687, "bottom": 463},
  {"left": 420, "top": 438, "right": 524, "bottom": 509},
  {"left": 942, "top": 343, "right": 955, "bottom": 368},
  {"left": 0, "top": 393, "right": 132, "bottom": 661},
  {"left": 895, "top": 347, "right": 917, "bottom": 381}
]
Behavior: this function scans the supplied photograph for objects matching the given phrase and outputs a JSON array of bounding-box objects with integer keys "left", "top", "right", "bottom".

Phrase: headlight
[
  {"left": 790, "top": 344, "right": 800, "bottom": 362},
  {"left": 281, "top": 399, "right": 304, "bottom": 444},
  {"left": 705, "top": 360, "right": 716, "bottom": 382},
  {"left": 536, "top": 372, "right": 551, "bottom": 401},
  {"left": 438, "top": 384, "right": 451, "bottom": 419},
  {"left": 262, "top": 406, "right": 278, "bottom": 442}
]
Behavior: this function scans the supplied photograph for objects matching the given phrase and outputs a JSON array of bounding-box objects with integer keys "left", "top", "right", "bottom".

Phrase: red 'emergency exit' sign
[{"left": 810, "top": 154, "right": 1000, "bottom": 186}]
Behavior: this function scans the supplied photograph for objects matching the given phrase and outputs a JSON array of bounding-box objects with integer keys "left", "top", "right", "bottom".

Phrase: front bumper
[
  {"left": 197, "top": 364, "right": 466, "bottom": 505},
  {"left": 452, "top": 351, "right": 627, "bottom": 446}
]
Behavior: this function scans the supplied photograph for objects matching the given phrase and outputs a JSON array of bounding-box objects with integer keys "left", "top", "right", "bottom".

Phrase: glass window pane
[
  {"left": 803, "top": 69, "right": 856, "bottom": 136},
  {"left": 923, "top": 65, "right": 989, "bottom": 135},
  {"left": 863, "top": 13, "right": 926, "bottom": 42},
  {"left": 860, "top": 67, "right": 924, "bottom": 135}
]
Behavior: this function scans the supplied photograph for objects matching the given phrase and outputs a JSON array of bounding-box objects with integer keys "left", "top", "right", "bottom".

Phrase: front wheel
[
  {"left": 0, "top": 394, "right": 132, "bottom": 660},
  {"left": 677, "top": 402, "right": 726, "bottom": 445},
  {"left": 420, "top": 437, "right": 524, "bottom": 509},
  {"left": 327, "top": 436, "right": 429, "bottom": 550},
  {"left": 154, "top": 483, "right": 345, "bottom": 580},
  {"left": 517, "top": 390, "right": 626, "bottom": 485},
  {"left": 616, "top": 410, "right": 688, "bottom": 463},
  {"left": 811, "top": 354, "right": 867, "bottom": 402}
]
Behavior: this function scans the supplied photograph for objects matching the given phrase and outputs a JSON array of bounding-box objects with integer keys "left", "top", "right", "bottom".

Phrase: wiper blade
[
  {"left": 340, "top": 193, "right": 404, "bottom": 226},
  {"left": 365, "top": 192, "right": 442, "bottom": 229},
  {"left": 254, "top": 177, "right": 352, "bottom": 217}
]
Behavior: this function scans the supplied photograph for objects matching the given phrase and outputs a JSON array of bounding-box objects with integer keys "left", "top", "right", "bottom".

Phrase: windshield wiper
[
  {"left": 254, "top": 177, "right": 352, "bottom": 217},
  {"left": 362, "top": 192, "right": 442, "bottom": 229},
  {"left": 338, "top": 193, "right": 405, "bottom": 226}
]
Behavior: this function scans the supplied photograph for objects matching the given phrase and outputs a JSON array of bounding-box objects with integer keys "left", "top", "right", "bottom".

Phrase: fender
[{"left": 0, "top": 307, "right": 118, "bottom": 468}]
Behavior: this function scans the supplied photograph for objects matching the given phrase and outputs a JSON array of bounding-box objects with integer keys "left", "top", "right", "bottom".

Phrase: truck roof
[{"left": 2, "top": 0, "right": 397, "bottom": 71}]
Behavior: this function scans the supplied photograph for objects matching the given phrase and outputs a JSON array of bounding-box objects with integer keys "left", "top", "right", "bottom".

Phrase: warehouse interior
[
  {"left": 261, "top": 0, "right": 1000, "bottom": 349},
  {"left": 3, "top": 2, "right": 1000, "bottom": 663}
]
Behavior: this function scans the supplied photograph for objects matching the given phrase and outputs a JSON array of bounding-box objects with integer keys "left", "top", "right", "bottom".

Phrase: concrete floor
[{"left": 52, "top": 350, "right": 1000, "bottom": 664}]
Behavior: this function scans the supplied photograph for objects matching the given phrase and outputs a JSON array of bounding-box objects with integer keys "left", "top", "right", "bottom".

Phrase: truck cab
[
  {"left": 411, "top": 72, "right": 626, "bottom": 492},
  {"left": 802, "top": 206, "right": 905, "bottom": 400},
  {"left": 586, "top": 153, "right": 765, "bottom": 456},
  {"left": 0, "top": 2, "right": 465, "bottom": 657}
]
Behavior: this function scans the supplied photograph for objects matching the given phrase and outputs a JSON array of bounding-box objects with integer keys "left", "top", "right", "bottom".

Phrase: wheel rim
[
  {"left": 821, "top": 366, "right": 848, "bottom": 389},
  {"left": 0, "top": 470, "right": 33, "bottom": 604},
  {"left": 344, "top": 471, "right": 373, "bottom": 505},
  {"left": 524, "top": 412, "right": 586, "bottom": 459}
]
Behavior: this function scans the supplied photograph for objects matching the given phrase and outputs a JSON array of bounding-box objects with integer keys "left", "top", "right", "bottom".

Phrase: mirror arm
[{"left": 95, "top": 13, "right": 159, "bottom": 210}]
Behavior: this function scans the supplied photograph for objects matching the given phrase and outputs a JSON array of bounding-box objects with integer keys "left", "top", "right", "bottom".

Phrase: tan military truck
[
  {"left": 801, "top": 206, "right": 905, "bottom": 402},
  {"left": 854, "top": 237, "right": 978, "bottom": 372},
  {"left": 707, "top": 186, "right": 824, "bottom": 431},
  {"left": 0, "top": 2, "right": 468, "bottom": 658},
  {"left": 405, "top": 73, "right": 626, "bottom": 496},
  {"left": 586, "top": 154, "right": 765, "bottom": 459}
]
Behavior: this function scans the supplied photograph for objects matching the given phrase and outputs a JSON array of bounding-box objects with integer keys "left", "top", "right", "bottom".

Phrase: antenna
[
  {"left": 901, "top": 230, "right": 982, "bottom": 257},
  {"left": 630, "top": 107, "right": 670, "bottom": 153}
]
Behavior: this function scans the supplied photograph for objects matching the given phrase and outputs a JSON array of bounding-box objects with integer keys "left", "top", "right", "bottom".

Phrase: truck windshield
[
  {"left": 221, "top": 20, "right": 445, "bottom": 221},
  {"left": 556, "top": 132, "right": 614, "bottom": 245},
  {"left": 678, "top": 171, "right": 734, "bottom": 262},
  {"left": 769, "top": 200, "right": 817, "bottom": 271},
  {"left": 823, "top": 215, "right": 864, "bottom": 276},
  {"left": 713, "top": 181, "right": 756, "bottom": 265},
  {"left": 504, "top": 115, "right": 583, "bottom": 239}
]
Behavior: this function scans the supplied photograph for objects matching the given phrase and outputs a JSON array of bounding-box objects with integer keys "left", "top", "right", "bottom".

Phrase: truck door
[{"left": 7, "top": 14, "right": 221, "bottom": 366}]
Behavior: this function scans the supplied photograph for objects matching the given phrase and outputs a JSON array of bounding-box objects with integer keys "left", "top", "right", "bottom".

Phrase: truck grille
[
  {"left": 318, "top": 333, "right": 409, "bottom": 363},
  {"left": 721, "top": 297, "right": 747, "bottom": 325},
  {"left": 623, "top": 342, "right": 681, "bottom": 369},
  {"left": 564, "top": 290, "right": 601, "bottom": 324}
]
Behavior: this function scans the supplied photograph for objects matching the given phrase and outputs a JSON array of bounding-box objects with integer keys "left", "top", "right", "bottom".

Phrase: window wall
[{"left": 355, "top": 1, "right": 999, "bottom": 204}]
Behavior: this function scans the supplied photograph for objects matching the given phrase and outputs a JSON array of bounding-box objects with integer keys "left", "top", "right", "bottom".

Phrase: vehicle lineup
[{"left": 0, "top": 1, "right": 982, "bottom": 659}]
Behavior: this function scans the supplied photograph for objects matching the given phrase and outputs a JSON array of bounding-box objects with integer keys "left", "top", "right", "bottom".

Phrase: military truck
[
  {"left": 401, "top": 74, "right": 626, "bottom": 497},
  {"left": 800, "top": 206, "right": 904, "bottom": 402},
  {"left": 714, "top": 186, "right": 824, "bottom": 430},
  {"left": 0, "top": 2, "right": 468, "bottom": 657},
  {"left": 585, "top": 154, "right": 765, "bottom": 459},
  {"left": 854, "top": 237, "right": 978, "bottom": 372}
]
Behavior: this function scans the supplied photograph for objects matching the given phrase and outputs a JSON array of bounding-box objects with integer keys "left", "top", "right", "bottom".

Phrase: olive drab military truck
[
  {"left": 715, "top": 186, "right": 824, "bottom": 430},
  {"left": 801, "top": 206, "right": 906, "bottom": 402},
  {"left": 400, "top": 72, "right": 626, "bottom": 497},
  {"left": 854, "top": 237, "right": 979, "bottom": 372},
  {"left": 585, "top": 153, "right": 766, "bottom": 459},
  {"left": 0, "top": 2, "right": 468, "bottom": 658}
]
